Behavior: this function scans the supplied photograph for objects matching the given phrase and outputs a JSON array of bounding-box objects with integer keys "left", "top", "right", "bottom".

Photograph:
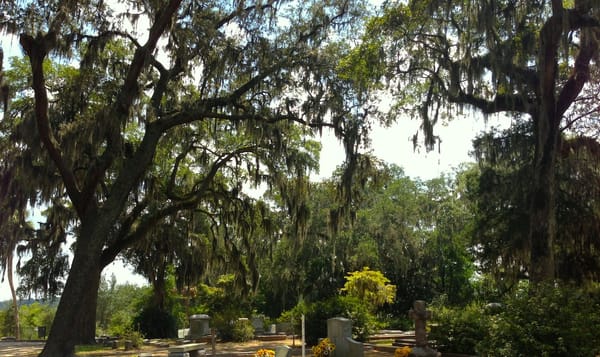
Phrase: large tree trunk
[
  {"left": 528, "top": 110, "right": 559, "bottom": 283},
  {"left": 7, "top": 251, "right": 20, "bottom": 340},
  {"left": 152, "top": 262, "right": 167, "bottom": 310},
  {"left": 528, "top": 7, "right": 563, "bottom": 284},
  {"left": 40, "top": 223, "right": 104, "bottom": 357}
]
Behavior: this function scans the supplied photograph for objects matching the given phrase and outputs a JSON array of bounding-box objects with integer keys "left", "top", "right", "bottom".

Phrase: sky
[{"left": 317, "top": 114, "right": 506, "bottom": 181}]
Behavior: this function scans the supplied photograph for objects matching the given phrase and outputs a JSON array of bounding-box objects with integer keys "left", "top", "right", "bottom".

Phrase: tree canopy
[
  {"left": 2, "top": 1, "right": 600, "bottom": 354},
  {"left": 0, "top": 0, "right": 377, "bottom": 355},
  {"left": 352, "top": 0, "right": 600, "bottom": 283}
]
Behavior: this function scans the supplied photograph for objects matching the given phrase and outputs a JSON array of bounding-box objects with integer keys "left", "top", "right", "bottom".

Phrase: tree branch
[
  {"left": 557, "top": 10, "right": 600, "bottom": 117},
  {"left": 80, "top": 0, "right": 183, "bottom": 208},
  {"left": 448, "top": 90, "right": 532, "bottom": 114},
  {"left": 101, "top": 144, "right": 257, "bottom": 266},
  {"left": 20, "top": 33, "right": 85, "bottom": 216}
]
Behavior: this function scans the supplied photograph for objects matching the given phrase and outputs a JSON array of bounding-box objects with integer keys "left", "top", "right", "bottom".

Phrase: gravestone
[
  {"left": 37, "top": 326, "right": 46, "bottom": 339},
  {"left": 407, "top": 300, "right": 440, "bottom": 357},
  {"left": 188, "top": 314, "right": 211, "bottom": 339},
  {"left": 269, "top": 324, "right": 277, "bottom": 334},
  {"left": 275, "top": 345, "right": 292, "bottom": 357},
  {"left": 276, "top": 322, "right": 292, "bottom": 334},
  {"left": 327, "top": 317, "right": 363, "bottom": 357},
  {"left": 251, "top": 315, "right": 265, "bottom": 335}
]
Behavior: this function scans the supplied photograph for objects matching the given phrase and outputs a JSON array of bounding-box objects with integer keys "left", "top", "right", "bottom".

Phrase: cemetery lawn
[
  {"left": 75, "top": 344, "right": 114, "bottom": 353},
  {"left": 69, "top": 338, "right": 397, "bottom": 356},
  {"left": 215, "top": 338, "right": 395, "bottom": 356},
  {"left": 74, "top": 344, "right": 158, "bottom": 355}
]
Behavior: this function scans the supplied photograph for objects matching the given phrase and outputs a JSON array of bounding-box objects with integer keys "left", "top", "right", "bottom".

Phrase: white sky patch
[{"left": 317, "top": 113, "right": 513, "bottom": 181}]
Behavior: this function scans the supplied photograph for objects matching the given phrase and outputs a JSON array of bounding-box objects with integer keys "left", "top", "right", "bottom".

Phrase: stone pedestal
[
  {"left": 169, "top": 353, "right": 190, "bottom": 357},
  {"left": 188, "top": 314, "right": 210, "bottom": 339},
  {"left": 410, "top": 346, "right": 441, "bottom": 357}
]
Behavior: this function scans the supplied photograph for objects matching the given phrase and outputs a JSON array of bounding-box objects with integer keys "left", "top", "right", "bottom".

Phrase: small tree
[{"left": 341, "top": 267, "right": 396, "bottom": 311}]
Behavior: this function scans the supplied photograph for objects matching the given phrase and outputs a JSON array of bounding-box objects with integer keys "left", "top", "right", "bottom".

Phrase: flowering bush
[
  {"left": 255, "top": 348, "right": 275, "bottom": 357},
  {"left": 311, "top": 337, "right": 336, "bottom": 357},
  {"left": 395, "top": 346, "right": 412, "bottom": 357}
]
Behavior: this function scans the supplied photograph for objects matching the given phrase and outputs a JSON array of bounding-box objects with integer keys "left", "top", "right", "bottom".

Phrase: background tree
[
  {"left": 0, "top": 0, "right": 373, "bottom": 355},
  {"left": 469, "top": 120, "right": 600, "bottom": 285},
  {"left": 358, "top": 0, "right": 600, "bottom": 283},
  {"left": 19, "top": 302, "right": 56, "bottom": 340},
  {"left": 345, "top": 164, "right": 474, "bottom": 308},
  {"left": 258, "top": 154, "right": 387, "bottom": 317},
  {"left": 96, "top": 274, "right": 148, "bottom": 336},
  {"left": 259, "top": 163, "right": 475, "bottom": 319},
  {"left": 340, "top": 267, "right": 396, "bottom": 312},
  {"left": 0, "top": 213, "right": 31, "bottom": 340},
  {"left": 16, "top": 205, "right": 71, "bottom": 300}
]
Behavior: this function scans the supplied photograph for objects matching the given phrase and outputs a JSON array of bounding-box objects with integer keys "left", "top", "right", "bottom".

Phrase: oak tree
[
  {"left": 0, "top": 0, "right": 371, "bottom": 355},
  {"left": 357, "top": 0, "right": 600, "bottom": 283}
]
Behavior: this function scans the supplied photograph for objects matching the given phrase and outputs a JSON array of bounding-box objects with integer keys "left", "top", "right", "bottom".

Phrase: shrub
[
  {"left": 192, "top": 275, "right": 253, "bottom": 341},
  {"left": 231, "top": 318, "right": 255, "bottom": 342},
  {"left": 0, "top": 305, "right": 18, "bottom": 337},
  {"left": 121, "top": 327, "right": 144, "bottom": 348},
  {"left": 432, "top": 282, "right": 600, "bottom": 356},
  {"left": 132, "top": 306, "right": 177, "bottom": 338},
  {"left": 380, "top": 314, "right": 412, "bottom": 331},
  {"left": 107, "top": 309, "right": 133, "bottom": 337},
  {"left": 477, "top": 282, "right": 600, "bottom": 357},
  {"left": 285, "top": 295, "right": 379, "bottom": 345},
  {"left": 429, "top": 302, "right": 488, "bottom": 354}
]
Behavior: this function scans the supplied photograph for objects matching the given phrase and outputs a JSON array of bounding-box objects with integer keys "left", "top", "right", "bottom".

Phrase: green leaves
[
  {"left": 336, "top": 40, "right": 385, "bottom": 95},
  {"left": 340, "top": 267, "right": 396, "bottom": 310}
]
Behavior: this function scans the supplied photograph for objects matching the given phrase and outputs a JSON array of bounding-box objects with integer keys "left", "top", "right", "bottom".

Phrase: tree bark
[
  {"left": 7, "top": 251, "right": 20, "bottom": 340},
  {"left": 39, "top": 221, "right": 104, "bottom": 357},
  {"left": 528, "top": 4, "right": 599, "bottom": 284},
  {"left": 527, "top": 7, "right": 565, "bottom": 284},
  {"left": 529, "top": 110, "right": 559, "bottom": 283},
  {"left": 152, "top": 263, "right": 167, "bottom": 310}
]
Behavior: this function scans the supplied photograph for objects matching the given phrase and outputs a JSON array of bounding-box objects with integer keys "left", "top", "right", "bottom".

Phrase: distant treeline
[{"left": 0, "top": 299, "right": 59, "bottom": 310}]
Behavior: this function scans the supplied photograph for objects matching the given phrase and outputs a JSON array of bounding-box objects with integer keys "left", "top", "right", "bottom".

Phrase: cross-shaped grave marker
[{"left": 408, "top": 300, "right": 431, "bottom": 348}]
